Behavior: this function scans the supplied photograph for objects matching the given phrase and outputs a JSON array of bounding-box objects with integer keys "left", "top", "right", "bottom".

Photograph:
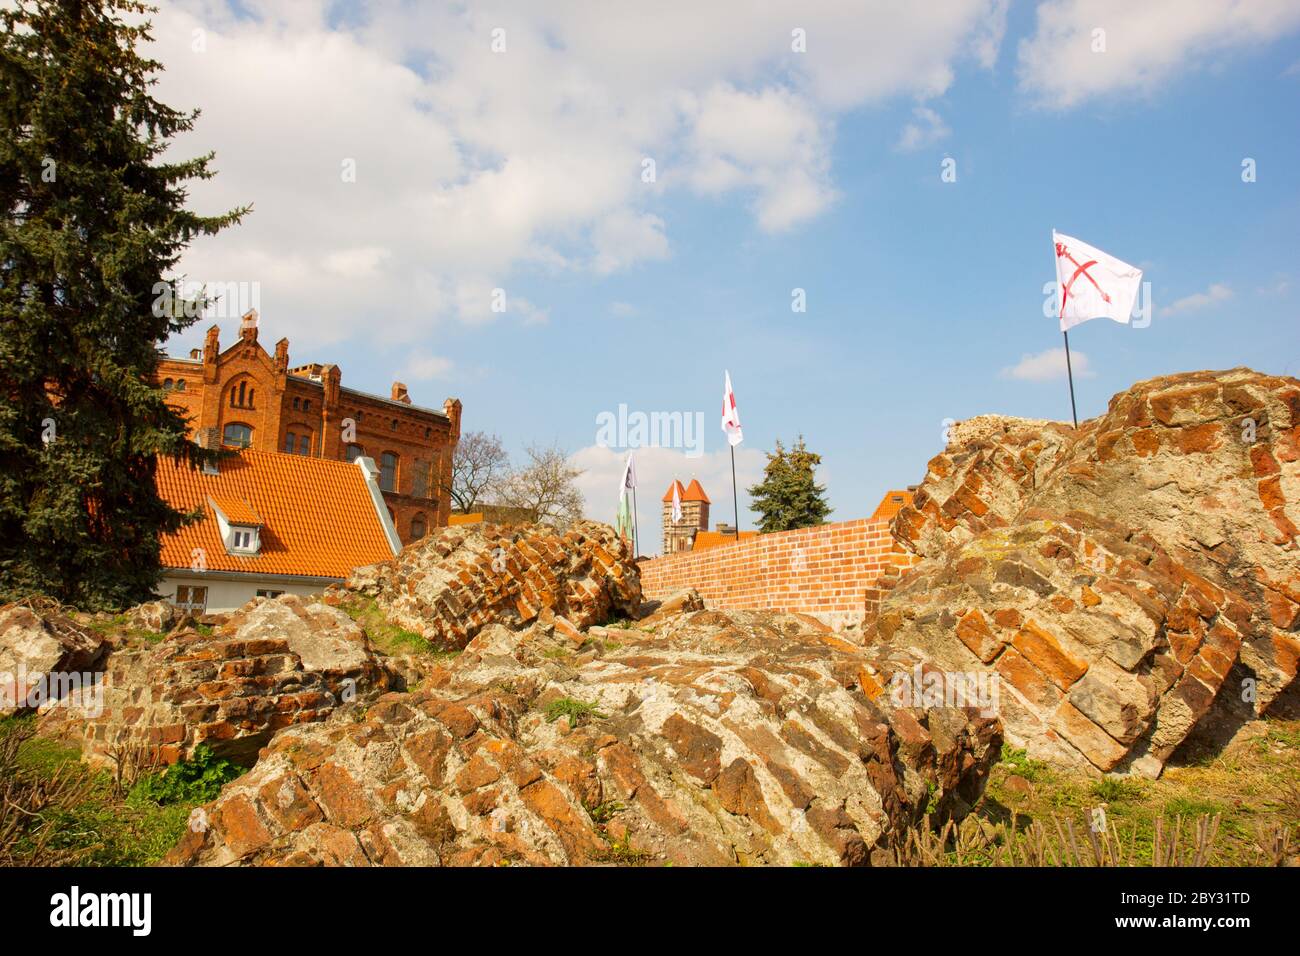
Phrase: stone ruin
[
  {"left": 341, "top": 519, "right": 641, "bottom": 647},
  {"left": 4, "top": 366, "right": 1297, "bottom": 864},
  {"left": 875, "top": 368, "right": 1300, "bottom": 776}
]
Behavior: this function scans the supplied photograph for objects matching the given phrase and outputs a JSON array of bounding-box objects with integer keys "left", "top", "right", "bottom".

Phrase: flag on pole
[
  {"left": 721, "top": 370, "right": 743, "bottom": 447},
  {"left": 615, "top": 451, "right": 636, "bottom": 542},
  {"left": 1053, "top": 230, "right": 1143, "bottom": 332},
  {"left": 615, "top": 491, "right": 633, "bottom": 541},
  {"left": 619, "top": 450, "right": 636, "bottom": 494},
  {"left": 671, "top": 481, "right": 682, "bottom": 524}
]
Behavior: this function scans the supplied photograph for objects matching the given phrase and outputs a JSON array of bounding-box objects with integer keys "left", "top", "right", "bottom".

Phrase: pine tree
[
  {"left": 0, "top": 1, "right": 247, "bottom": 609},
  {"left": 747, "top": 436, "right": 832, "bottom": 533}
]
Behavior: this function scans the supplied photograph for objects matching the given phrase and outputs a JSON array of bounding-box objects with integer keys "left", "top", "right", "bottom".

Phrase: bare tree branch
[
  {"left": 446, "top": 431, "right": 511, "bottom": 513},
  {"left": 495, "top": 443, "right": 584, "bottom": 527}
]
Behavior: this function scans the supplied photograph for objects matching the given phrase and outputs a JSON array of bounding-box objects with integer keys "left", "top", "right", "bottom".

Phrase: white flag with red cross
[
  {"left": 1053, "top": 230, "right": 1143, "bottom": 333},
  {"left": 721, "top": 371, "right": 743, "bottom": 447}
]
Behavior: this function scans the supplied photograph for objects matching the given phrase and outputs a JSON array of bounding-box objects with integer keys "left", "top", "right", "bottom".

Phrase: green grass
[
  {"left": 336, "top": 594, "right": 459, "bottom": 660},
  {"left": 543, "top": 697, "right": 607, "bottom": 727},
  {"left": 969, "top": 718, "right": 1300, "bottom": 866},
  {"left": 585, "top": 800, "right": 626, "bottom": 825},
  {"left": 1, "top": 717, "right": 245, "bottom": 867},
  {"left": 590, "top": 833, "right": 651, "bottom": 866},
  {"left": 998, "top": 744, "right": 1051, "bottom": 783},
  {"left": 1091, "top": 776, "right": 1146, "bottom": 803}
]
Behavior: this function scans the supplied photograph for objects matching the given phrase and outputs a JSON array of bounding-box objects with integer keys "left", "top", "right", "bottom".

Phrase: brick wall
[{"left": 637, "top": 516, "right": 919, "bottom": 629}]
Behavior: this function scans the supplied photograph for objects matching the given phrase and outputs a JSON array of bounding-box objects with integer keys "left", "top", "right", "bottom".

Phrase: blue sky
[{"left": 151, "top": 1, "right": 1300, "bottom": 552}]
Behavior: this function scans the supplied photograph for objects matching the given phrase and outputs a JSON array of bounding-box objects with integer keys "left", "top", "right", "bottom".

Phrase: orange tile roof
[
  {"left": 691, "top": 529, "right": 759, "bottom": 551},
  {"left": 156, "top": 449, "right": 395, "bottom": 578},
  {"left": 682, "top": 479, "right": 710, "bottom": 503},
  {"left": 870, "top": 489, "right": 914, "bottom": 521},
  {"left": 662, "top": 479, "right": 686, "bottom": 503},
  {"left": 208, "top": 493, "right": 262, "bottom": 526}
]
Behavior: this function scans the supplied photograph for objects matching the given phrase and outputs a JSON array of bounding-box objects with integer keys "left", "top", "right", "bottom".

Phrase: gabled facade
[
  {"left": 154, "top": 311, "right": 462, "bottom": 544},
  {"left": 155, "top": 448, "right": 402, "bottom": 613}
]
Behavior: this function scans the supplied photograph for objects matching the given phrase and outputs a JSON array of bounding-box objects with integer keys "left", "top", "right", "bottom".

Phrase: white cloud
[
  {"left": 1000, "top": 347, "right": 1094, "bottom": 382},
  {"left": 1162, "top": 282, "right": 1232, "bottom": 316},
  {"left": 1018, "top": 0, "right": 1300, "bottom": 109},
  {"left": 896, "top": 106, "right": 951, "bottom": 152},
  {"left": 398, "top": 353, "right": 454, "bottom": 382},
  {"left": 570, "top": 444, "right": 764, "bottom": 555},
  {"left": 150, "top": 1, "right": 1009, "bottom": 353},
  {"left": 591, "top": 211, "right": 670, "bottom": 274},
  {"left": 322, "top": 246, "right": 390, "bottom": 280},
  {"left": 684, "top": 84, "right": 837, "bottom": 233}
]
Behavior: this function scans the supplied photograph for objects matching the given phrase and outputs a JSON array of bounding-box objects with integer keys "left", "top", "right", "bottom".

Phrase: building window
[
  {"left": 380, "top": 452, "right": 398, "bottom": 492},
  {"left": 256, "top": 589, "right": 284, "bottom": 599},
  {"left": 284, "top": 432, "right": 296, "bottom": 453},
  {"left": 410, "top": 514, "right": 427, "bottom": 539},
  {"left": 390, "top": 418, "right": 398, "bottom": 431},
  {"left": 175, "top": 379, "right": 185, "bottom": 391},
  {"left": 229, "top": 379, "right": 255, "bottom": 409},
  {"left": 222, "top": 423, "right": 253, "bottom": 448},
  {"left": 173, "top": 585, "right": 208, "bottom": 614},
  {"left": 345, "top": 444, "right": 364, "bottom": 462},
  {"left": 303, "top": 399, "right": 311, "bottom": 412},
  {"left": 297, "top": 433, "right": 311, "bottom": 456},
  {"left": 233, "top": 529, "right": 253, "bottom": 550},
  {"left": 162, "top": 378, "right": 174, "bottom": 390}
]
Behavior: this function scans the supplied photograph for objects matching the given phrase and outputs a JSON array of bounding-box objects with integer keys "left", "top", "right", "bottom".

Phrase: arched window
[
  {"left": 297, "top": 433, "right": 311, "bottom": 456},
  {"left": 410, "top": 513, "right": 427, "bottom": 539},
  {"left": 228, "top": 378, "right": 255, "bottom": 409},
  {"left": 223, "top": 423, "right": 253, "bottom": 448},
  {"left": 162, "top": 378, "right": 174, "bottom": 390},
  {"left": 379, "top": 452, "right": 398, "bottom": 492},
  {"left": 345, "top": 444, "right": 365, "bottom": 462},
  {"left": 284, "top": 431, "right": 296, "bottom": 454},
  {"left": 175, "top": 379, "right": 186, "bottom": 391}
]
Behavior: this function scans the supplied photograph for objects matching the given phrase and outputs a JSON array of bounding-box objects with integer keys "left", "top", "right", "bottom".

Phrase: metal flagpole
[
  {"left": 1062, "top": 329, "right": 1079, "bottom": 428},
  {"left": 730, "top": 444, "right": 740, "bottom": 539}
]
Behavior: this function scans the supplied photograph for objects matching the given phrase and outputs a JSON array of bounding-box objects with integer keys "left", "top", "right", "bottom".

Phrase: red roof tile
[
  {"left": 870, "top": 489, "right": 914, "bottom": 521},
  {"left": 662, "top": 479, "right": 687, "bottom": 503},
  {"left": 692, "top": 529, "right": 758, "bottom": 551},
  {"left": 682, "top": 479, "right": 710, "bottom": 503},
  {"left": 156, "top": 449, "right": 395, "bottom": 579}
]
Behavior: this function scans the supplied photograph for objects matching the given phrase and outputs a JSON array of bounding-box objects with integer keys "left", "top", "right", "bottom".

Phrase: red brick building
[{"left": 155, "top": 312, "right": 461, "bottom": 544}]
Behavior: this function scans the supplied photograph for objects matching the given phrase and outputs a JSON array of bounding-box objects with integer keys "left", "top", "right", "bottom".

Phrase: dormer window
[{"left": 207, "top": 494, "right": 263, "bottom": 556}]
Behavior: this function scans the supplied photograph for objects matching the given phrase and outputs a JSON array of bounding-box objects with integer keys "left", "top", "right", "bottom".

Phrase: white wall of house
[{"left": 159, "top": 573, "right": 341, "bottom": 614}]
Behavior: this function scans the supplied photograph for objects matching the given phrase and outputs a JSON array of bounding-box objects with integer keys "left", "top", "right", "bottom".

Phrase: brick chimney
[
  {"left": 391, "top": 382, "right": 411, "bottom": 404},
  {"left": 238, "top": 308, "right": 259, "bottom": 343}
]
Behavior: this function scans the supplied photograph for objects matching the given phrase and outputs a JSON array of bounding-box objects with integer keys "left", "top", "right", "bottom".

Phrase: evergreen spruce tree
[
  {"left": 747, "top": 436, "right": 832, "bottom": 533},
  {"left": 0, "top": 0, "right": 247, "bottom": 609}
]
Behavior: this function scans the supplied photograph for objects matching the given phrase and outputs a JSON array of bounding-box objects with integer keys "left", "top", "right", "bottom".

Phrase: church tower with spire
[{"left": 661, "top": 478, "right": 711, "bottom": 553}]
